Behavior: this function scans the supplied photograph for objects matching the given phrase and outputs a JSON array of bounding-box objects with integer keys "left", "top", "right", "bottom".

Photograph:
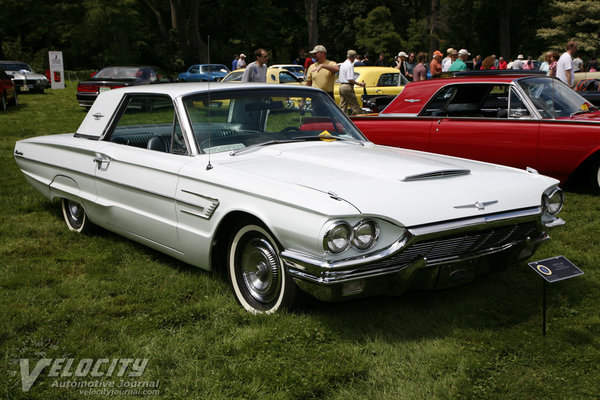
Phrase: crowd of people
[{"left": 230, "top": 40, "right": 598, "bottom": 113}]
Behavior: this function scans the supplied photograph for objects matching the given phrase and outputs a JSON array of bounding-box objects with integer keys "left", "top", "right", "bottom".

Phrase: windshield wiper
[{"left": 230, "top": 135, "right": 363, "bottom": 156}]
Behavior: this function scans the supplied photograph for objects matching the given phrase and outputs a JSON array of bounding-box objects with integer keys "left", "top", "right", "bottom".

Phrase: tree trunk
[
  {"left": 141, "top": 0, "right": 171, "bottom": 51},
  {"left": 498, "top": 0, "right": 511, "bottom": 59},
  {"left": 189, "top": 0, "right": 208, "bottom": 63},
  {"left": 429, "top": 0, "right": 440, "bottom": 55},
  {"left": 305, "top": 0, "right": 318, "bottom": 47}
]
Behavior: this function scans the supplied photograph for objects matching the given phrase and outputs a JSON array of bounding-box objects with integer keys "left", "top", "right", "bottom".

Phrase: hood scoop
[{"left": 402, "top": 169, "right": 471, "bottom": 182}]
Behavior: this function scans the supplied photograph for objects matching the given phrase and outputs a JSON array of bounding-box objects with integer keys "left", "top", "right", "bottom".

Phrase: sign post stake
[{"left": 542, "top": 280, "right": 547, "bottom": 337}]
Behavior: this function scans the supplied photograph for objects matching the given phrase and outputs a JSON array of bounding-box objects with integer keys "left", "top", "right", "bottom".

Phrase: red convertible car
[{"left": 353, "top": 71, "right": 600, "bottom": 193}]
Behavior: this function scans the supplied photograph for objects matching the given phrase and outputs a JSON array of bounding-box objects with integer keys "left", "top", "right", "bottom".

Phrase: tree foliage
[
  {"left": 0, "top": 0, "right": 595, "bottom": 72},
  {"left": 353, "top": 6, "right": 402, "bottom": 57},
  {"left": 537, "top": 0, "right": 600, "bottom": 59}
]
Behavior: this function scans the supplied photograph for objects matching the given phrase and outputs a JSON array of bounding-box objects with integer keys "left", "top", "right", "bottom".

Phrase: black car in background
[{"left": 76, "top": 66, "right": 173, "bottom": 107}]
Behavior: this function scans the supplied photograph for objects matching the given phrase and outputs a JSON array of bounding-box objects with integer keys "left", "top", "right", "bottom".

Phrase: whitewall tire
[
  {"left": 228, "top": 223, "right": 297, "bottom": 313},
  {"left": 61, "top": 198, "right": 91, "bottom": 233}
]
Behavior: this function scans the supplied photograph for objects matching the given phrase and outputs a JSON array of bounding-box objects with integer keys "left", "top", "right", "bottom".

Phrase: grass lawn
[{"left": 1, "top": 85, "right": 599, "bottom": 399}]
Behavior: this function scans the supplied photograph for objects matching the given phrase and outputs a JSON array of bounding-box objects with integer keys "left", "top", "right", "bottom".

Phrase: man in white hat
[
  {"left": 512, "top": 54, "right": 524, "bottom": 70},
  {"left": 449, "top": 49, "right": 470, "bottom": 72},
  {"left": 396, "top": 51, "right": 409, "bottom": 79},
  {"left": 237, "top": 53, "right": 246, "bottom": 69},
  {"left": 305, "top": 45, "right": 339, "bottom": 98},
  {"left": 338, "top": 49, "right": 366, "bottom": 115}
]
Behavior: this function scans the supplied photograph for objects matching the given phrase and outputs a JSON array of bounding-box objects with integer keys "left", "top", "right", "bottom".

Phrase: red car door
[{"left": 427, "top": 83, "right": 540, "bottom": 170}]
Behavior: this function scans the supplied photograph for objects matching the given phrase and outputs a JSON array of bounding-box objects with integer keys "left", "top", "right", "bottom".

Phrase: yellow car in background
[
  {"left": 222, "top": 68, "right": 303, "bottom": 84},
  {"left": 334, "top": 66, "right": 408, "bottom": 109}
]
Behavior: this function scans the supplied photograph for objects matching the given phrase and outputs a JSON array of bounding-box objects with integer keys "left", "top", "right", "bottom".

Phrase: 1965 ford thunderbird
[{"left": 14, "top": 83, "right": 565, "bottom": 313}]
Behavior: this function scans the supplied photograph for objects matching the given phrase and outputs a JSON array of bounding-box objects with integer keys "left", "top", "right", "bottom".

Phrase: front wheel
[
  {"left": 61, "top": 198, "right": 92, "bottom": 233},
  {"left": 228, "top": 223, "right": 297, "bottom": 313}
]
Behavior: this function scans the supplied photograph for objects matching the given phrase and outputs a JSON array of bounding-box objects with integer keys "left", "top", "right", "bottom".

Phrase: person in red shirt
[
  {"left": 412, "top": 52, "right": 428, "bottom": 81},
  {"left": 498, "top": 57, "right": 508, "bottom": 70}
]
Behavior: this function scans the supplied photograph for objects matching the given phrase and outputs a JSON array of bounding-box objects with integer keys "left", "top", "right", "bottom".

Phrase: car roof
[{"left": 76, "top": 83, "right": 323, "bottom": 138}]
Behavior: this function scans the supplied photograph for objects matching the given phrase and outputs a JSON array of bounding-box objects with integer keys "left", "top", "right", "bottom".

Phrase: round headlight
[
  {"left": 352, "top": 220, "right": 379, "bottom": 250},
  {"left": 543, "top": 189, "right": 564, "bottom": 216},
  {"left": 324, "top": 222, "right": 351, "bottom": 253}
]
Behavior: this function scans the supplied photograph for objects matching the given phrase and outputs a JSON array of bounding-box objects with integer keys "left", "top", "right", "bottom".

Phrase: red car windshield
[{"left": 518, "top": 77, "right": 594, "bottom": 119}]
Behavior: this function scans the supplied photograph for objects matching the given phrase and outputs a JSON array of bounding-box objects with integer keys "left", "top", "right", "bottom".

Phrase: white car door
[{"left": 92, "top": 94, "right": 191, "bottom": 253}]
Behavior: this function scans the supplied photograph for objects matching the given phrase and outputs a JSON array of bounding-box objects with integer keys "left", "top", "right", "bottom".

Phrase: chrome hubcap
[
  {"left": 68, "top": 200, "right": 84, "bottom": 225},
  {"left": 241, "top": 238, "right": 281, "bottom": 304}
]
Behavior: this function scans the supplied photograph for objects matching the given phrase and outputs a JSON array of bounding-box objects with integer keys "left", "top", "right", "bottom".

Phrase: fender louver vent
[{"left": 403, "top": 169, "right": 471, "bottom": 182}]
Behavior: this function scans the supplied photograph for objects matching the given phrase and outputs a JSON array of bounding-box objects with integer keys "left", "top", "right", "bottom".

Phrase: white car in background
[
  {"left": 0, "top": 61, "right": 49, "bottom": 93},
  {"left": 14, "top": 83, "right": 565, "bottom": 313}
]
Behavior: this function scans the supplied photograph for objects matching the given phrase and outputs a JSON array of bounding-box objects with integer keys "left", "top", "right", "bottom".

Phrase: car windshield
[
  {"left": 221, "top": 71, "right": 243, "bottom": 82},
  {"left": 518, "top": 77, "right": 592, "bottom": 118},
  {"left": 94, "top": 67, "right": 153, "bottom": 80},
  {"left": 201, "top": 65, "right": 229, "bottom": 73},
  {"left": 1, "top": 62, "right": 32, "bottom": 72},
  {"left": 183, "top": 88, "right": 367, "bottom": 154},
  {"left": 283, "top": 66, "right": 304, "bottom": 74}
]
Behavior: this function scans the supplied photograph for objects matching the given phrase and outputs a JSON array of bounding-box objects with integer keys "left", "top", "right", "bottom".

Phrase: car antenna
[{"left": 206, "top": 35, "right": 213, "bottom": 171}]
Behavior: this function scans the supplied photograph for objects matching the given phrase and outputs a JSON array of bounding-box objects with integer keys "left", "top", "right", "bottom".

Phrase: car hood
[{"left": 219, "top": 142, "right": 556, "bottom": 227}]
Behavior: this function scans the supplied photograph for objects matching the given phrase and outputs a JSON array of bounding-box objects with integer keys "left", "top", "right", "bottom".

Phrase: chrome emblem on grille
[{"left": 454, "top": 200, "right": 498, "bottom": 210}]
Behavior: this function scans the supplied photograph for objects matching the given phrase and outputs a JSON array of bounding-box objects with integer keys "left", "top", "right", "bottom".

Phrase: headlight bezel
[
  {"left": 323, "top": 221, "right": 352, "bottom": 253},
  {"left": 352, "top": 219, "right": 380, "bottom": 250},
  {"left": 542, "top": 187, "right": 564, "bottom": 216},
  {"left": 323, "top": 219, "right": 381, "bottom": 254}
]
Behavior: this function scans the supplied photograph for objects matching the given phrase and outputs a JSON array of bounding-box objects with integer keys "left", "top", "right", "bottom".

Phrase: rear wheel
[
  {"left": 61, "top": 198, "right": 91, "bottom": 233},
  {"left": 228, "top": 223, "right": 297, "bottom": 313},
  {"left": 9, "top": 91, "right": 18, "bottom": 106}
]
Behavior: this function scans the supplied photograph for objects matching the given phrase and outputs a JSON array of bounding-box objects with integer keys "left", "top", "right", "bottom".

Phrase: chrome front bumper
[{"left": 281, "top": 207, "right": 564, "bottom": 301}]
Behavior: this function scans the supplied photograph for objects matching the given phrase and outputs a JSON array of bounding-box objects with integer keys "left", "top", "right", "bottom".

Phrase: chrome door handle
[{"left": 93, "top": 157, "right": 110, "bottom": 169}]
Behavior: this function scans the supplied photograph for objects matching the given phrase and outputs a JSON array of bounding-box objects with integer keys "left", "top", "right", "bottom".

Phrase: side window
[
  {"left": 279, "top": 72, "right": 296, "bottom": 84},
  {"left": 377, "top": 73, "right": 399, "bottom": 87},
  {"left": 508, "top": 88, "right": 531, "bottom": 118},
  {"left": 481, "top": 85, "right": 510, "bottom": 118},
  {"left": 107, "top": 95, "right": 188, "bottom": 155},
  {"left": 421, "top": 84, "right": 492, "bottom": 117},
  {"left": 190, "top": 66, "right": 199, "bottom": 74},
  {"left": 421, "top": 86, "right": 457, "bottom": 116}
]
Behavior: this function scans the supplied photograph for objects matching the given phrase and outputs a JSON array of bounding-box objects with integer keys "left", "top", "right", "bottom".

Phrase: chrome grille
[{"left": 373, "top": 222, "right": 538, "bottom": 269}]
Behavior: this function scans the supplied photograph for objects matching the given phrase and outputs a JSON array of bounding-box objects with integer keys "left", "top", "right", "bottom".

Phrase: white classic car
[
  {"left": 0, "top": 61, "right": 50, "bottom": 93},
  {"left": 14, "top": 83, "right": 565, "bottom": 313}
]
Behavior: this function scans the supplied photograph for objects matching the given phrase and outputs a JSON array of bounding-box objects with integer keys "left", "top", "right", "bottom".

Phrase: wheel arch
[
  {"left": 568, "top": 149, "right": 600, "bottom": 189},
  {"left": 210, "top": 210, "right": 279, "bottom": 275}
]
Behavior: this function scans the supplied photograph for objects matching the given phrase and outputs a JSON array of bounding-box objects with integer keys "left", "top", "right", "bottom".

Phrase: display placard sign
[
  {"left": 48, "top": 51, "right": 65, "bottom": 89},
  {"left": 528, "top": 256, "right": 583, "bottom": 282}
]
